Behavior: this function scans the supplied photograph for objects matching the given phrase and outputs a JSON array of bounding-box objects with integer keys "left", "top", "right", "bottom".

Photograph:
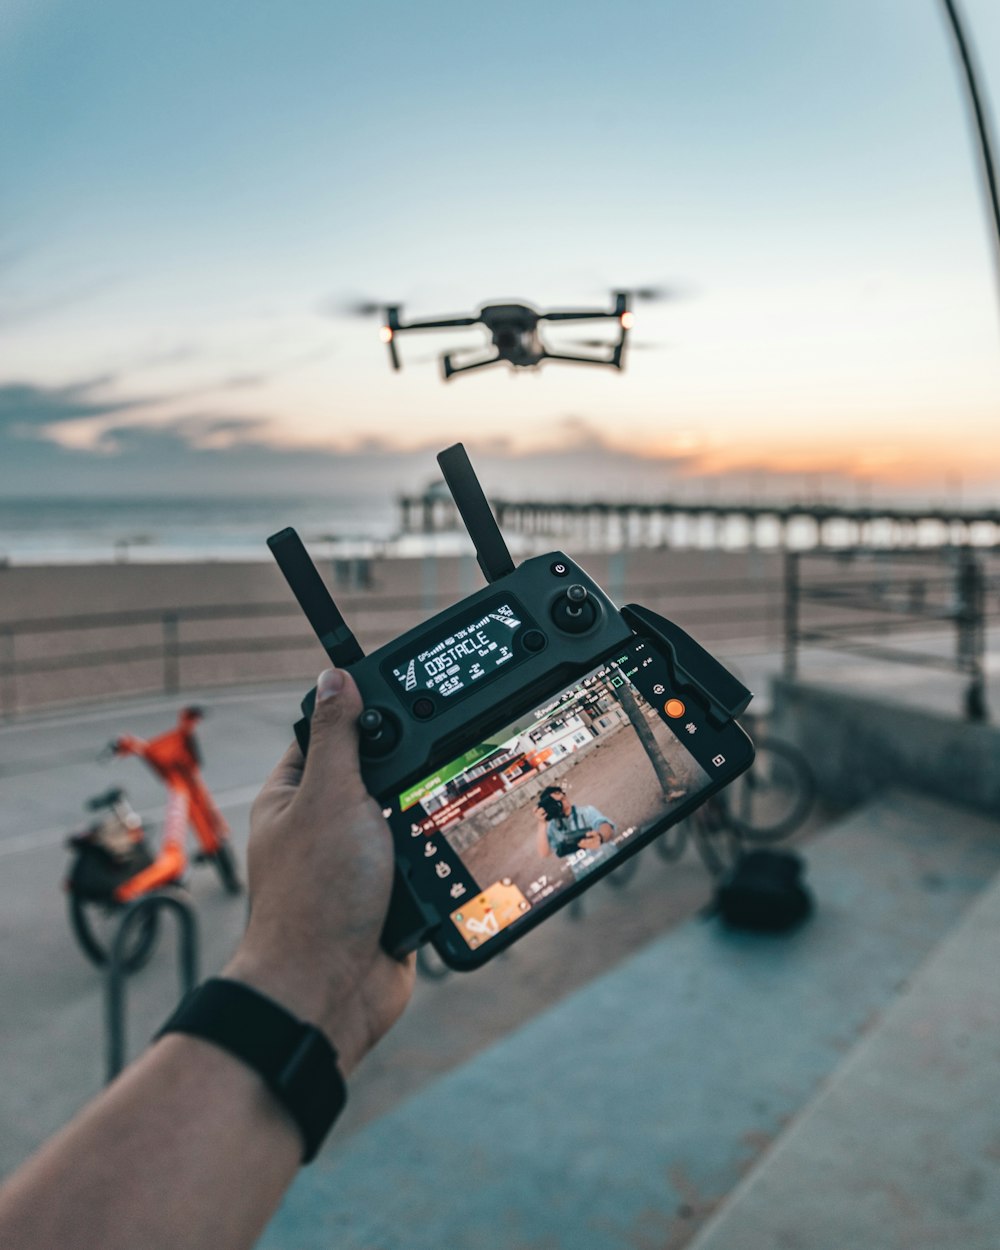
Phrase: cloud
[
  {"left": 0, "top": 277, "right": 117, "bottom": 329},
  {"left": 0, "top": 377, "right": 144, "bottom": 433},
  {"left": 2, "top": 377, "right": 989, "bottom": 505}
]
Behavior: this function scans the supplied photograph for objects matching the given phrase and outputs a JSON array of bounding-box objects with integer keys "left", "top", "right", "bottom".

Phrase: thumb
[{"left": 300, "top": 667, "right": 368, "bottom": 803}]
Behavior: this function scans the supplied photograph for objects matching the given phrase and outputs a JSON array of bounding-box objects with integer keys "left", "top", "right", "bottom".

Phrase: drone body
[{"left": 380, "top": 292, "right": 634, "bottom": 380}]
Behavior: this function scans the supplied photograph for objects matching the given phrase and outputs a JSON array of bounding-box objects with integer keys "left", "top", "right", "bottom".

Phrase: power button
[{"left": 550, "top": 561, "right": 570, "bottom": 577}]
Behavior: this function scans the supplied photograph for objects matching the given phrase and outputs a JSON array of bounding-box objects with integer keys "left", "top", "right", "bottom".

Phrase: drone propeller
[
  {"left": 565, "top": 337, "right": 664, "bottom": 351},
  {"left": 586, "top": 282, "right": 690, "bottom": 304},
  {"left": 324, "top": 297, "right": 398, "bottom": 319},
  {"left": 630, "top": 285, "right": 683, "bottom": 303}
]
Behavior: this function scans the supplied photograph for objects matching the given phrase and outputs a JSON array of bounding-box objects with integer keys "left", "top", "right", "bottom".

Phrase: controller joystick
[
  {"left": 551, "top": 583, "right": 598, "bottom": 634},
  {"left": 358, "top": 707, "right": 400, "bottom": 758}
]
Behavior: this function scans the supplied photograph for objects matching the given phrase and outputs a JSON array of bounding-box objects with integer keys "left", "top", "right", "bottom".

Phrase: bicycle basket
[{"left": 67, "top": 838, "right": 154, "bottom": 901}]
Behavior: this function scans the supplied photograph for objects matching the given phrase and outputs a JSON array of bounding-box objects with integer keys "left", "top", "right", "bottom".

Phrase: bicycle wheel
[
  {"left": 723, "top": 738, "right": 816, "bottom": 843},
  {"left": 654, "top": 823, "right": 689, "bottom": 863},
  {"left": 68, "top": 895, "right": 160, "bottom": 972},
  {"left": 416, "top": 945, "right": 452, "bottom": 982},
  {"left": 603, "top": 847, "right": 641, "bottom": 889},
  {"left": 207, "top": 842, "right": 243, "bottom": 895},
  {"left": 689, "top": 799, "right": 743, "bottom": 880}
]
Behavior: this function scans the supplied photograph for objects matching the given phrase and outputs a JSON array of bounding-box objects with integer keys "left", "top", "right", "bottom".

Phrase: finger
[{"left": 299, "top": 667, "right": 367, "bottom": 804}]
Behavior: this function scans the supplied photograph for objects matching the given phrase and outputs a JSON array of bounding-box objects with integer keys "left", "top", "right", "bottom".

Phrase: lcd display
[
  {"left": 389, "top": 601, "right": 523, "bottom": 699},
  {"left": 384, "top": 639, "right": 742, "bottom": 962}
]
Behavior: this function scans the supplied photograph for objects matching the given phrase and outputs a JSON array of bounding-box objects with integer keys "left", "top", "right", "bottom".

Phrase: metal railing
[
  {"left": 783, "top": 547, "right": 999, "bottom": 721},
  {"left": 0, "top": 569, "right": 787, "bottom": 718},
  {"left": 105, "top": 893, "right": 199, "bottom": 1083}
]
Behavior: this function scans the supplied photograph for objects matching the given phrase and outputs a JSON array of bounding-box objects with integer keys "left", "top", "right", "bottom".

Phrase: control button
[
  {"left": 358, "top": 707, "right": 401, "bottom": 758},
  {"left": 551, "top": 584, "right": 598, "bottom": 634},
  {"left": 412, "top": 696, "right": 435, "bottom": 720},
  {"left": 712, "top": 754, "right": 726, "bottom": 767},
  {"left": 522, "top": 629, "right": 547, "bottom": 653},
  {"left": 664, "top": 698, "right": 686, "bottom": 718},
  {"left": 653, "top": 683, "right": 665, "bottom": 695},
  {"left": 550, "top": 561, "right": 570, "bottom": 577},
  {"left": 435, "top": 861, "right": 452, "bottom": 878}
]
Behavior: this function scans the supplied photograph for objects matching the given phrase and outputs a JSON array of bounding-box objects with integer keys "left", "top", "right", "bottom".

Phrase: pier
[{"left": 399, "top": 490, "right": 1000, "bottom": 550}]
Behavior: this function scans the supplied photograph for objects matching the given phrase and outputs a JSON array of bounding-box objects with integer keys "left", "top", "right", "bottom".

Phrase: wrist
[{"left": 223, "top": 949, "right": 370, "bottom": 1077}]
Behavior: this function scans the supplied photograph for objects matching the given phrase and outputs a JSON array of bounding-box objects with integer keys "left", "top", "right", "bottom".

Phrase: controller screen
[
  {"left": 389, "top": 601, "right": 523, "bottom": 699},
  {"left": 384, "top": 638, "right": 723, "bottom": 959}
]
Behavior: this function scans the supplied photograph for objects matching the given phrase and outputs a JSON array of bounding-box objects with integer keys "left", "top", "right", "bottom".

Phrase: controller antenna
[
  {"left": 437, "top": 443, "right": 516, "bottom": 584},
  {"left": 266, "top": 528, "right": 365, "bottom": 667}
]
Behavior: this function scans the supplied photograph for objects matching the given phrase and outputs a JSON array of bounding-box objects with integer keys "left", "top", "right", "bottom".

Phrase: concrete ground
[
  {"left": 0, "top": 670, "right": 793, "bottom": 1177},
  {"left": 3, "top": 650, "right": 999, "bottom": 1248},
  {"left": 259, "top": 790, "right": 1000, "bottom": 1250}
]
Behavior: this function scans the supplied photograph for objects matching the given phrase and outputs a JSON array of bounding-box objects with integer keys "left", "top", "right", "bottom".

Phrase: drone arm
[
  {"left": 396, "top": 315, "right": 480, "bottom": 331},
  {"left": 540, "top": 309, "right": 620, "bottom": 322},
  {"left": 541, "top": 291, "right": 630, "bottom": 323},
  {"left": 382, "top": 307, "right": 479, "bottom": 371},
  {"left": 442, "top": 351, "right": 503, "bottom": 380},
  {"left": 540, "top": 349, "right": 625, "bottom": 370}
]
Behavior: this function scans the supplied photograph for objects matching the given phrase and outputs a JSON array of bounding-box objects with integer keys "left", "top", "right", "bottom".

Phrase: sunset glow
[{"left": 2, "top": 0, "right": 999, "bottom": 503}]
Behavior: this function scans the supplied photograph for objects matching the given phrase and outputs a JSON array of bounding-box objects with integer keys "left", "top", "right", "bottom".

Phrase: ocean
[{"left": 0, "top": 495, "right": 406, "bottom": 565}]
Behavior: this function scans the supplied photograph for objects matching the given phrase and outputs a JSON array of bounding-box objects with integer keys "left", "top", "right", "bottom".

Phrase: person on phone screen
[{"left": 535, "top": 785, "right": 616, "bottom": 878}]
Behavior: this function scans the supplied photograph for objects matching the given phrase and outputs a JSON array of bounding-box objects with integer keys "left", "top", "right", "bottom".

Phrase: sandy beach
[{"left": 0, "top": 548, "right": 785, "bottom": 716}]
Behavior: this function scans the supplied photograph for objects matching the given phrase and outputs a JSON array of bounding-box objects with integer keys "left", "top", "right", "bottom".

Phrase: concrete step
[
  {"left": 258, "top": 790, "right": 1000, "bottom": 1250},
  {"left": 687, "top": 845, "right": 1000, "bottom": 1250}
]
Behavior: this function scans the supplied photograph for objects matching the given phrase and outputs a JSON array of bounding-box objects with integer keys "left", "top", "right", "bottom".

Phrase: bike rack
[{"left": 105, "top": 892, "right": 199, "bottom": 1083}]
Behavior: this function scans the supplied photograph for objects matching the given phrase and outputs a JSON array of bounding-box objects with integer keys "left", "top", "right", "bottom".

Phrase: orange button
[{"left": 664, "top": 698, "right": 686, "bottom": 718}]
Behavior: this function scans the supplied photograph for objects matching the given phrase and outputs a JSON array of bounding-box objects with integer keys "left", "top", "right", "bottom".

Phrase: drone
[{"left": 378, "top": 292, "right": 636, "bottom": 380}]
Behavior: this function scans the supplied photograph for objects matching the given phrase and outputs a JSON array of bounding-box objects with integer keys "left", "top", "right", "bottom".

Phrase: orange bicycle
[{"left": 65, "top": 706, "right": 242, "bottom": 971}]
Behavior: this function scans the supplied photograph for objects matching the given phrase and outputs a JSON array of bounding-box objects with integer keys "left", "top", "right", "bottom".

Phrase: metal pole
[
  {"left": 162, "top": 612, "right": 180, "bottom": 694},
  {"left": 956, "top": 550, "right": 987, "bottom": 721},
  {"left": 0, "top": 627, "right": 16, "bottom": 720},
  {"left": 783, "top": 550, "right": 800, "bottom": 681},
  {"left": 939, "top": 0, "right": 1000, "bottom": 324},
  {"left": 105, "top": 893, "right": 200, "bottom": 1083}
]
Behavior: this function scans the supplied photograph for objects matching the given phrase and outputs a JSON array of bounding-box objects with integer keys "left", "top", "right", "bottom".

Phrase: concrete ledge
[
  {"left": 772, "top": 677, "right": 1000, "bottom": 814},
  {"left": 689, "top": 853, "right": 1000, "bottom": 1250},
  {"left": 259, "top": 791, "right": 1000, "bottom": 1250}
]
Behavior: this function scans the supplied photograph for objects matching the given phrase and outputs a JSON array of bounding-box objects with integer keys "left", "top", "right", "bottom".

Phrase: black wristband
[{"left": 157, "top": 977, "right": 347, "bottom": 1163}]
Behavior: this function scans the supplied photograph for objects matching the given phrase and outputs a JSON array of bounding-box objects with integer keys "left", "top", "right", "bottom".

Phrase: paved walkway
[
  {"left": 0, "top": 681, "right": 741, "bottom": 1175},
  {"left": 689, "top": 864, "right": 1000, "bottom": 1250},
  {"left": 259, "top": 790, "right": 1000, "bottom": 1250}
]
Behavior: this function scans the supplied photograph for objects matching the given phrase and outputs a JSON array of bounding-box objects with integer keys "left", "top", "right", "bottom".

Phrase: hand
[
  {"left": 578, "top": 833, "right": 603, "bottom": 850},
  {"left": 225, "top": 668, "right": 415, "bottom": 1076},
  {"left": 534, "top": 806, "right": 548, "bottom": 823}
]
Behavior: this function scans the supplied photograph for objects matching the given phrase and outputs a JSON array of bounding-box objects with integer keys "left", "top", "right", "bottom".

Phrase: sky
[{"left": 2, "top": 0, "right": 999, "bottom": 504}]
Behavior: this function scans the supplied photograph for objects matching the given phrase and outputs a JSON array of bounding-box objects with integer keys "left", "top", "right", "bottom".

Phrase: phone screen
[{"left": 381, "top": 638, "right": 753, "bottom": 966}]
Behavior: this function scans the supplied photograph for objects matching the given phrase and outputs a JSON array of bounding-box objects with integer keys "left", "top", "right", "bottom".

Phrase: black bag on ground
[
  {"left": 67, "top": 840, "right": 154, "bottom": 901},
  {"left": 715, "top": 849, "right": 813, "bottom": 932}
]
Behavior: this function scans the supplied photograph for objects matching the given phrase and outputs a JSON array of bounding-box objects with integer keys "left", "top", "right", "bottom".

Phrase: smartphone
[{"left": 380, "top": 635, "right": 754, "bottom": 969}]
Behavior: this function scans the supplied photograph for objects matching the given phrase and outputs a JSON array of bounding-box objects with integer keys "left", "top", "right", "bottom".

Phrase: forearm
[
  {"left": 0, "top": 1033, "right": 301, "bottom": 1250},
  {"left": 0, "top": 672, "right": 413, "bottom": 1250}
]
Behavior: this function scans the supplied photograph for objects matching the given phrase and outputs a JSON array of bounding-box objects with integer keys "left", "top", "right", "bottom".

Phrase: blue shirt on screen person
[{"left": 535, "top": 786, "right": 616, "bottom": 880}]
